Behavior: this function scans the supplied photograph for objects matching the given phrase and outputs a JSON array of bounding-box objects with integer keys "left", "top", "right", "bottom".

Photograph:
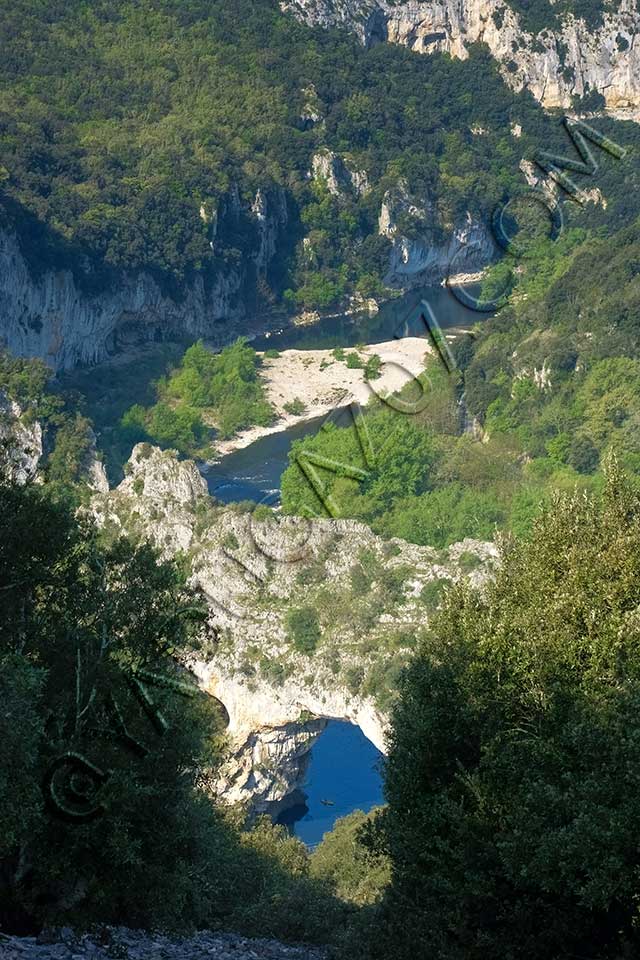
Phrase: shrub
[
  {"left": 364, "top": 354, "right": 382, "bottom": 381},
  {"left": 286, "top": 606, "right": 322, "bottom": 654},
  {"left": 419, "top": 578, "right": 448, "bottom": 608},
  {"left": 283, "top": 398, "right": 307, "bottom": 416},
  {"left": 310, "top": 809, "right": 391, "bottom": 906}
]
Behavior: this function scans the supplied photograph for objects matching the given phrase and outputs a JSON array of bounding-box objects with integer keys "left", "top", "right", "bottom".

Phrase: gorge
[
  {"left": 91, "top": 441, "right": 499, "bottom": 833},
  {"left": 282, "top": 0, "right": 640, "bottom": 115},
  {"left": 3, "top": 0, "right": 640, "bottom": 951}
]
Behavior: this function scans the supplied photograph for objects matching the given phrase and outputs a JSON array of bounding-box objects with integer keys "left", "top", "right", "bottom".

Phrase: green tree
[
  {"left": 0, "top": 479, "right": 223, "bottom": 931},
  {"left": 286, "top": 606, "right": 321, "bottom": 654},
  {"left": 119, "top": 338, "right": 274, "bottom": 451},
  {"left": 0, "top": 479, "right": 356, "bottom": 944},
  {"left": 310, "top": 809, "right": 390, "bottom": 906},
  {"left": 372, "top": 464, "right": 640, "bottom": 960}
]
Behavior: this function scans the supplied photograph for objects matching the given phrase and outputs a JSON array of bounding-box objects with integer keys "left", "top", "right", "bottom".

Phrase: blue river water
[
  {"left": 204, "top": 284, "right": 481, "bottom": 840},
  {"left": 276, "top": 720, "right": 385, "bottom": 847},
  {"left": 204, "top": 283, "right": 481, "bottom": 505}
]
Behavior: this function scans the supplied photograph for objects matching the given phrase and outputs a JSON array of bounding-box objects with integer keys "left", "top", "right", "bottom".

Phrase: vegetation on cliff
[
  {"left": 2, "top": 0, "right": 637, "bottom": 309},
  {"left": 280, "top": 212, "right": 640, "bottom": 546},
  {"left": 368, "top": 465, "right": 640, "bottom": 959},
  {"left": 504, "top": 0, "right": 624, "bottom": 35},
  {"left": 0, "top": 350, "right": 97, "bottom": 494}
]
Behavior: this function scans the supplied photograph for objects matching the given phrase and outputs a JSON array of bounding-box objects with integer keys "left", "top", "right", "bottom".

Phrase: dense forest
[
  {"left": 280, "top": 211, "right": 640, "bottom": 545},
  {"left": 2, "top": 0, "right": 639, "bottom": 311}
]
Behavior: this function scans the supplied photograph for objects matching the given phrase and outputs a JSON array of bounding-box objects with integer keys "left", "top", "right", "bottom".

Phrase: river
[
  {"left": 204, "top": 283, "right": 480, "bottom": 506},
  {"left": 276, "top": 721, "right": 385, "bottom": 848},
  {"left": 205, "top": 283, "right": 480, "bottom": 843}
]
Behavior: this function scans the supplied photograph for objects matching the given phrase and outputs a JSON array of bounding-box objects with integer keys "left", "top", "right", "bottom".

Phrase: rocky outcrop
[
  {"left": 92, "top": 444, "right": 499, "bottom": 814},
  {"left": 282, "top": 0, "right": 640, "bottom": 113},
  {"left": 310, "top": 158, "right": 496, "bottom": 288},
  {"left": 0, "top": 190, "right": 288, "bottom": 372},
  {"left": 0, "top": 393, "right": 42, "bottom": 483},
  {"left": 0, "top": 394, "right": 109, "bottom": 490},
  {"left": 311, "top": 149, "right": 370, "bottom": 197},
  {"left": 378, "top": 186, "right": 496, "bottom": 287}
]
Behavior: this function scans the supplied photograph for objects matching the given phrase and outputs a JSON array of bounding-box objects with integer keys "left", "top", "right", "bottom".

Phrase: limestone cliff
[
  {"left": 0, "top": 393, "right": 42, "bottom": 484},
  {"left": 0, "top": 189, "right": 288, "bottom": 372},
  {"left": 0, "top": 392, "right": 108, "bottom": 491},
  {"left": 92, "top": 444, "right": 499, "bottom": 814},
  {"left": 282, "top": 0, "right": 640, "bottom": 113},
  {"left": 377, "top": 183, "right": 496, "bottom": 286},
  {"left": 310, "top": 153, "right": 496, "bottom": 289}
]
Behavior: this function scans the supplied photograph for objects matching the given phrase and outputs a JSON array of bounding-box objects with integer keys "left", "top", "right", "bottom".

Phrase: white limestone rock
[
  {"left": 378, "top": 185, "right": 496, "bottom": 287},
  {"left": 0, "top": 393, "right": 42, "bottom": 483},
  {"left": 92, "top": 444, "right": 500, "bottom": 812},
  {"left": 282, "top": 0, "right": 640, "bottom": 112},
  {"left": 0, "top": 189, "right": 288, "bottom": 373}
]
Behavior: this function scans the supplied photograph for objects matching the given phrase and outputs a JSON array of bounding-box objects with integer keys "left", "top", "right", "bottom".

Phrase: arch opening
[{"left": 275, "top": 719, "right": 384, "bottom": 847}]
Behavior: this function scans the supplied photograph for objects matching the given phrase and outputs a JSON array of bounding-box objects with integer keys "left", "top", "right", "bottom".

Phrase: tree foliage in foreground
[
  {"left": 0, "top": 481, "right": 348, "bottom": 941},
  {"left": 371, "top": 463, "right": 640, "bottom": 960}
]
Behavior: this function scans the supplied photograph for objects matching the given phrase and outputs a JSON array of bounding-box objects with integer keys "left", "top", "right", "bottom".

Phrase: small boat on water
[{"left": 320, "top": 798, "right": 335, "bottom": 807}]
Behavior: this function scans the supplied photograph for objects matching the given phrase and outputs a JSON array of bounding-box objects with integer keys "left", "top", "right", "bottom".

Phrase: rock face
[
  {"left": 282, "top": 0, "right": 640, "bottom": 113},
  {"left": 0, "top": 393, "right": 42, "bottom": 483},
  {"left": 311, "top": 155, "right": 496, "bottom": 289},
  {"left": 0, "top": 189, "right": 288, "bottom": 372},
  {"left": 92, "top": 444, "right": 499, "bottom": 815},
  {"left": 0, "top": 394, "right": 109, "bottom": 490},
  {"left": 311, "top": 149, "right": 370, "bottom": 197},
  {"left": 378, "top": 186, "right": 496, "bottom": 287}
]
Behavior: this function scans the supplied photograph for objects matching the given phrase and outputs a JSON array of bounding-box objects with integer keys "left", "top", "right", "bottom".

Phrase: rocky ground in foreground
[{"left": 0, "top": 930, "right": 328, "bottom": 960}]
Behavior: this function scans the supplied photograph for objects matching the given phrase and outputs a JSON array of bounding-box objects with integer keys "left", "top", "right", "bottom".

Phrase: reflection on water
[
  {"left": 205, "top": 285, "right": 483, "bottom": 506},
  {"left": 250, "top": 283, "right": 481, "bottom": 355},
  {"left": 277, "top": 720, "right": 385, "bottom": 848}
]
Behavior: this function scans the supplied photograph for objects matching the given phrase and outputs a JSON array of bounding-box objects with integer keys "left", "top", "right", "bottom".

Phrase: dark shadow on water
[{"left": 251, "top": 283, "right": 482, "bottom": 354}]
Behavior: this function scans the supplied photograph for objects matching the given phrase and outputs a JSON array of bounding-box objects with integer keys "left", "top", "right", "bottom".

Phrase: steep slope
[
  {"left": 5, "top": 0, "right": 636, "bottom": 373},
  {"left": 282, "top": 0, "right": 640, "bottom": 113},
  {"left": 91, "top": 443, "right": 498, "bottom": 813},
  {"left": 0, "top": 192, "right": 286, "bottom": 369}
]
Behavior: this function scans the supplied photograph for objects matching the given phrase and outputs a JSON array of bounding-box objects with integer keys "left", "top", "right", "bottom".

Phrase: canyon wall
[
  {"left": 91, "top": 444, "right": 499, "bottom": 814},
  {"left": 311, "top": 150, "right": 497, "bottom": 289},
  {"left": 376, "top": 186, "right": 496, "bottom": 286},
  {"left": 0, "top": 188, "right": 288, "bottom": 372},
  {"left": 282, "top": 0, "right": 640, "bottom": 113}
]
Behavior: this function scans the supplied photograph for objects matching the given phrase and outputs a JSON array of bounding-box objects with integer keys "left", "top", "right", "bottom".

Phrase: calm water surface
[
  {"left": 276, "top": 721, "right": 385, "bottom": 847},
  {"left": 205, "top": 284, "right": 482, "bottom": 505},
  {"left": 251, "top": 282, "right": 481, "bottom": 354}
]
